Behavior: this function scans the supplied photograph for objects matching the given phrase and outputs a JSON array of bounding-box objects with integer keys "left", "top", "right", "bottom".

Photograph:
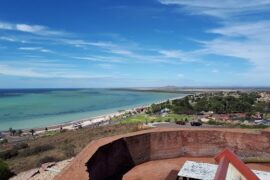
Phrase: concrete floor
[
  {"left": 123, "top": 157, "right": 270, "bottom": 180},
  {"left": 123, "top": 157, "right": 215, "bottom": 180}
]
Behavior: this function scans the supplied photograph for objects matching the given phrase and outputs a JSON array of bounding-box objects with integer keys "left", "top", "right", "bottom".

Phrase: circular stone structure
[{"left": 55, "top": 128, "right": 270, "bottom": 180}]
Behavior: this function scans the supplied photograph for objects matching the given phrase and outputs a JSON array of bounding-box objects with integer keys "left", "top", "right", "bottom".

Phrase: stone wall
[{"left": 56, "top": 128, "right": 270, "bottom": 180}]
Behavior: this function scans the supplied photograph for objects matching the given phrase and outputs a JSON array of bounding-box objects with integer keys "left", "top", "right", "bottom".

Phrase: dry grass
[{"left": 3, "top": 123, "right": 144, "bottom": 174}]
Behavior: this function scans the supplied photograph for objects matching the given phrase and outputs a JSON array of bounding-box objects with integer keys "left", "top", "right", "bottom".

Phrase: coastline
[{"left": 1, "top": 95, "right": 188, "bottom": 135}]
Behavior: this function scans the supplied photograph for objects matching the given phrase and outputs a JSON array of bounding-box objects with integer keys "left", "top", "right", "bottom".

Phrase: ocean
[{"left": 0, "top": 89, "right": 187, "bottom": 131}]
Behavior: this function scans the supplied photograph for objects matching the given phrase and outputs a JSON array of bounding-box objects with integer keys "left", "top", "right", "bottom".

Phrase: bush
[
  {"left": 207, "top": 120, "right": 224, "bottom": 126},
  {"left": 0, "top": 149, "right": 18, "bottom": 160},
  {"left": 37, "top": 156, "right": 59, "bottom": 166},
  {"left": 0, "top": 139, "right": 8, "bottom": 144},
  {"left": 0, "top": 159, "right": 14, "bottom": 180},
  {"left": 20, "top": 145, "right": 54, "bottom": 157},
  {"left": 13, "top": 143, "right": 29, "bottom": 150},
  {"left": 62, "top": 144, "right": 76, "bottom": 158},
  {"left": 165, "top": 118, "right": 171, "bottom": 122}
]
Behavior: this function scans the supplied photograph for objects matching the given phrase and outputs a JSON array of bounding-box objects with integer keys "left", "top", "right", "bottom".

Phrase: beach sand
[{"left": 22, "top": 95, "right": 186, "bottom": 135}]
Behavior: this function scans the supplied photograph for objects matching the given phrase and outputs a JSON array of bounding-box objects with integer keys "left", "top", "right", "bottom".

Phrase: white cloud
[
  {"left": 0, "top": 36, "right": 29, "bottom": 43},
  {"left": 159, "top": 0, "right": 270, "bottom": 83},
  {"left": 62, "top": 39, "right": 134, "bottom": 56},
  {"left": 201, "top": 21, "right": 270, "bottom": 69},
  {"left": 158, "top": 0, "right": 270, "bottom": 18},
  {"left": 158, "top": 49, "right": 203, "bottom": 63},
  {"left": 109, "top": 49, "right": 133, "bottom": 55},
  {"left": 159, "top": 50, "right": 185, "bottom": 58},
  {"left": 18, "top": 47, "right": 53, "bottom": 53},
  {"left": 73, "top": 56, "right": 124, "bottom": 63},
  {"left": 0, "top": 64, "right": 48, "bottom": 78},
  {"left": 208, "top": 21, "right": 270, "bottom": 39},
  {"left": 0, "top": 36, "right": 16, "bottom": 42},
  {"left": 0, "top": 64, "right": 112, "bottom": 79},
  {"left": 0, "top": 21, "right": 66, "bottom": 36},
  {"left": 0, "top": 22, "right": 13, "bottom": 30}
]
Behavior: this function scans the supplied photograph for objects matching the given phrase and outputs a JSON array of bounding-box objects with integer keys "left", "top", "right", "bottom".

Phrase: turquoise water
[{"left": 0, "top": 89, "right": 187, "bottom": 131}]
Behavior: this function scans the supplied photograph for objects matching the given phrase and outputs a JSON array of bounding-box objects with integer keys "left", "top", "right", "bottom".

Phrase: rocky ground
[{"left": 10, "top": 158, "right": 72, "bottom": 180}]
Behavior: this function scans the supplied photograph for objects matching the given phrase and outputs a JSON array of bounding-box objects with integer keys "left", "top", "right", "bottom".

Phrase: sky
[{"left": 1, "top": 0, "right": 270, "bottom": 88}]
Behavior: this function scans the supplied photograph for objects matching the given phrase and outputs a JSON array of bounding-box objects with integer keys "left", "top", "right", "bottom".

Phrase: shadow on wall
[
  {"left": 84, "top": 130, "right": 270, "bottom": 180},
  {"left": 165, "top": 170, "right": 179, "bottom": 180},
  {"left": 86, "top": 139, "right": 135, "bottom": 180}
]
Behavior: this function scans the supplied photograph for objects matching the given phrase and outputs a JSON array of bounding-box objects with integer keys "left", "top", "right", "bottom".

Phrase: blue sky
[{"left": 0, "top": 0, "right": 270, "bottom": 88}]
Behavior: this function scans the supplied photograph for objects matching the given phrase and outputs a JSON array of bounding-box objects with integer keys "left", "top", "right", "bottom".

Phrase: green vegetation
[
  {"left": 172, "top": 96, "right": 194, "bottom": 114},
  {"left": 207, "top": 120, "right": 268, "bottom": 129},
  {"left": 120, "top": 115, "right": 150, "bottom": 124},
  {"left": 120, "top": 113, "right": 193, "bottom": 124},
  {"left": 0, "top": 123, "right": 144, "bottom": 174},
  {"left": 0, "top": 149, "right": 18, "bottom": 160},
  {"left": 62, "top": 144, "right": 76, "bottom": 158},
  {"left": 148, "top": 100, "right": 174, "bottom": 113},
  {"left": 20, "top": 145, "right": 54, "bottom": 157},
  {"left": 193, "top": 93, "right": 259, "bottom": 113},
  {"left": 44, "top": 130, "right": 59, "bottom": 137},
  {"left": 0, "top": 143, "right": 30, "bottom": 160},
  {"left": 13, "top": 143, "right": 29, "bottom": 150},
  {"left": 146, "top": 92, "right": 270, "bottom": 115},
  {"left": 0, "top": 159, "right": 14, "bottom": 180}
]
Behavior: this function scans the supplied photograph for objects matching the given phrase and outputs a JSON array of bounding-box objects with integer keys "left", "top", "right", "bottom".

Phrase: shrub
[
  {"left": 0, "top": 149, "right": 18, "bottom": 160},
  {"left": 165, "top": 118, "right": 171, "bottom": 122},
  {"left": 37, "top": 156, "right": 59, "bottom": 166},
  {"left": 0, "top": 139, "right": 8, "bottom": 144},
  {"left": 207, "top": 120, "right": 224, "bottom": 126},
  {"left": 62, "top": 144, "right": 76, "bottom": 158},
  {"left": 0, "top": 159, "right": 14, "bottom": 180},
  {"left": 13, "top": 143, "right": 29, "bottom": 150},
  {"left": 20, "top": 145, "right": 54, "bottom": 157}
]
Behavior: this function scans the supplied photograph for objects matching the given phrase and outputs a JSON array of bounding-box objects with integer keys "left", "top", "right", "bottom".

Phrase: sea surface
[{"left": 0, "top": 89, "right": 187, "bottom": 131}]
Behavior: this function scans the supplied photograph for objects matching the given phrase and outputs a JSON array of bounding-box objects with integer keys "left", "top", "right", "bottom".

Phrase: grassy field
[
  {"left": 120, "top": 113, "right": 194, "bottom": 124},
  {"left": 0, "top": 123, "right": 144, "bottom": 174},
  {"left": 207, "top": 120, "right": 269, "bottom": 129}
]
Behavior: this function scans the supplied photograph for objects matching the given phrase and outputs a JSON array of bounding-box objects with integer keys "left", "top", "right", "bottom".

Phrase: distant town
[{"left": 1, "top": 88, "right": 270, "bottom": 179}]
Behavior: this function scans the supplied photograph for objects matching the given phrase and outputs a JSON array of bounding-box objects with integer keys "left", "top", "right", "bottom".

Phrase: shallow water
[{"left": 0, "top": 89, "right": 187, "bottom": 131}]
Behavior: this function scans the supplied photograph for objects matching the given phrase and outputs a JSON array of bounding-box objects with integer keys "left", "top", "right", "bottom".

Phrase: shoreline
[{"left": 1, "top": 95, "right": 188, "bottom": 135}]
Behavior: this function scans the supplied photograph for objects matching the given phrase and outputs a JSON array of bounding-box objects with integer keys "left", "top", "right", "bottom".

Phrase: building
[
  {"left": 177, "top": 148, "right": 270, "bottom": 180},
  {"left": 200, "top": 117, "right": 211, "bottom": 123},
  {"left": 160, "top": 108, "right": 170, "bottom": 116},
  {"left": 212, "top": 114, "right": 231, "bottom": 121}
]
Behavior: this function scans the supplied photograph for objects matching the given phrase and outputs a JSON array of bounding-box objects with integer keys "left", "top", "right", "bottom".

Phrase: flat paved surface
[
  {"left": 123, "top": 157, "right": 270, "bottom": 180},
  {"left": 123, "top": 157, "right": 215, "bottom": 180}
]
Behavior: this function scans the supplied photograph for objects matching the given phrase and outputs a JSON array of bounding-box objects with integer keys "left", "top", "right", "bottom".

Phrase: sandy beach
[{"left": 23, "top": 95, "right": 187, "bottom": 135}]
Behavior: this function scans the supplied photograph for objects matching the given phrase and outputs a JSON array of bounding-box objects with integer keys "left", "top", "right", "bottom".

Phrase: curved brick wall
[{"left": 56, "top": 128, "right": 270, "bottom": 180}]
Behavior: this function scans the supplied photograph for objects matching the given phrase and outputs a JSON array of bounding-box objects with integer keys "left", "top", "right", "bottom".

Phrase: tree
[
  {"left": 11, "top": 130, "right": 16, "bottom": 136},
  {"left": 9, "top": 128, "right": 12, "bottom": 136},
  {"left": 17, "top": 130, "right": 23, "bottom": 136},
  {"left": 150, "top": 104, "right": 162, "bottom": 114},
  {"left": 29, "top": 129, "right": 35, "bottom": 136}
]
